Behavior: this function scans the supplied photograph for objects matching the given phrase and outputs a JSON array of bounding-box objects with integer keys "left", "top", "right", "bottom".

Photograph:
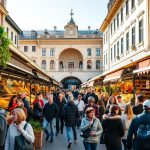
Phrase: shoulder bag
[{"left": 14, "top": 123, "right": 34, "bottom": 150}]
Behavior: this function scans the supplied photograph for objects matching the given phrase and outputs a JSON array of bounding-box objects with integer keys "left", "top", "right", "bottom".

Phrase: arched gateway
[{"left": 61, "top": 76, "right": 82, "bottom": 89}]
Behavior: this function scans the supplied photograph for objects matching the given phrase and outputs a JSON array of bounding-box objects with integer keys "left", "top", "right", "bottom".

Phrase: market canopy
[
  {"left": 103, "top": 69, "right": 123, "bottom": 82},
  {"left": 133, "top": 59, "right": 150, "bottom": 74}
]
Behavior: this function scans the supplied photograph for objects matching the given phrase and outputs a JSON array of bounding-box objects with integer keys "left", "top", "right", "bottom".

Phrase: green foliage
[
  {"left": 0, "top": 26, "right": 11, "bottom": 67},
  {"left": 28, "top": 119, "right": 43, "bottom": 132}
]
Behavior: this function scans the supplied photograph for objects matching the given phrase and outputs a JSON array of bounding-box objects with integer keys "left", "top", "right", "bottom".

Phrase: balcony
[{"left": 59, "top": 68, "right": 83, "bottom": 72}]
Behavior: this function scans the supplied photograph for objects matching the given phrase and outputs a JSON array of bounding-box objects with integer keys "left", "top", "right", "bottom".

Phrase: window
[
  {"left": 106, "top": 53, "right": 107, "bottom": 65},
  {"left": 121, "top": 37, "right": 124, "bottom": 54},
  {"left": 111, "top": 23, "right": 113, "bottom": 35},
  {"left": 126, "top": 0, "right": 129, "bottom": 16},
  {"left": 87, "top": 48, "right": 92, "bottom": 56},
  {"left": 117, "top": 13, "right": 119, "bottom": 27},
  {"left": 126, "top": 32, "right": 129, "bottom": 51},
  {"left": 42, "top": 48, "right": 46, "bottom": 56},
  {"left": 59, "top": 61, "right": 63, "bottom": 69},
  {"left": 87, "top": 60, "right": 92, "bottom": 69},
  {"left": 114, "top": 44, "right": 116, "bottom": 58},
  {"left": 96, "top": 48, "right": 101, "bottom": 56},
  {"left": 79, "top": 61, "right": 83, "bottom": 69},
  {"left": 50, "top": 60, "right": 55, "bottom": 69},
  {"left": 32, "top": 46, "right": 36, "bottom": 52},
  {"left": 41, "top": 60, "right": 46, "bottom": 69},
  {"left": 131, "top": 0, "right": 135, "bottom": 9},
  {"left": 11, "top": 31, "right": 13, "bottom": 41},
  {"left": 6, "top": 27, "right": 9, "bottom": 36},
  {"left": 121, "top": 8, "right": 123, "bottom": 22},
  {"left": 15, "top": 35, "right": 17, "bottom": 44},
  {"left": 132, "top": 26, "right": 136, "bottom": 46},
  {"left": 117, "top": 41, "right": 119, "bottom": 56},
  {"left": 111, "top": 48, "right": 113, "bottom": 61},
  {"left": 139, "top": 19, "right": 143, "bottom": 43},
  {"left": 96, "top": 60, "right": 100, "bottom": 69},
  {"left": 24, "top": 46, "right": 28, "bottom": 52},
  {"left": 50, "top": 48, "right": 55, "bottom": 56},
  {"left": 114, "top": 18, "right": 116, "bottom": 32}
]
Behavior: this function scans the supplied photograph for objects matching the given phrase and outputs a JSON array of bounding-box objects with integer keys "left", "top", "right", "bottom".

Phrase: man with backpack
[{"left": 127, "top": 99, "right": 150, "bottom": 150}]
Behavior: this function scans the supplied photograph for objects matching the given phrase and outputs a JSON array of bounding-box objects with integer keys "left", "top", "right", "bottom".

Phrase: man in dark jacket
[
  {"left": 43, "top": 94, "right": 59, "bottom": 143},
  {"left": 63, "top": 97, "right": 79, "bottom": 148},
  {"left": 127, "top": 99, "right": 150, "bottom": 150},
  {"left": 91, "top": 90, "right": 98, "bottom": 104},
  {"left": 0, "top": 109, "right": 7, "bottom": 150},
  {"left": 83, "top": 89, "right": 91, "bottom": 104},
  {"left": 132, "top": 94, "right": 144, "bottom": 115},
  {"left": 55, "top": 93, "right": 66, "bottom": 135}
]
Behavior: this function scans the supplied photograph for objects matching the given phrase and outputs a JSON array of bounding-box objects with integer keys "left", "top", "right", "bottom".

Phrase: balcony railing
[{"left": 58, "top": 68, "right": 83, "bottom": 72}]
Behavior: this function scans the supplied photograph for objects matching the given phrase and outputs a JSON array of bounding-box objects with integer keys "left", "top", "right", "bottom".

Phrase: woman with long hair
[
  {"left": 102, "top": 105, "right": 124, "bottom": 150},
  {"left": 5, "top": 108, "right": 35, "bottom": 150},
  {"left": 8, "top": 95, "right": 18, "bottom": 112},
  {"left": 121, "top": 104, "right": 134, "bottom": 150}
]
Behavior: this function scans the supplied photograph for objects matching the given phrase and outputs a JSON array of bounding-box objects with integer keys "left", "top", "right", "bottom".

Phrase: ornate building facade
[{"left": 19, "top": 11, "right": 103, "bottom": 88}]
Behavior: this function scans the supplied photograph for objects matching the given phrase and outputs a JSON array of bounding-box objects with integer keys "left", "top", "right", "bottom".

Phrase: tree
[{"left": 0, "top": 26, "right": 11, "bottom": 67}]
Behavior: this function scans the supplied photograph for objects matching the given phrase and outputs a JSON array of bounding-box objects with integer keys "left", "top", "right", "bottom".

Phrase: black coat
[
  {"left": 43, "top": 102, "right": 59, "bottom": 121},
  {"left": 132, "top": 104, "right": 143, "bottom": 115},
  {"left": 63, "top": 101, "right": 79, "bottom": 127},
  {"left": 127, "top": 111, "right": 150, "bottom": 150},
  {"left": 102, "top": 115, "right": 124, "bottom": 149},
  {"left": 56, "top": 100, "right": 66, "bottom": 117}
]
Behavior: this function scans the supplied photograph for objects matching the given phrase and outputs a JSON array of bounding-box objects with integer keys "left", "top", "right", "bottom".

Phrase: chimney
[
  {"left": 88, "top": 26, "right": 91, "bottom": 33},
  {"left": 54, "top": 26, "right": 57, "bottom": 32}
]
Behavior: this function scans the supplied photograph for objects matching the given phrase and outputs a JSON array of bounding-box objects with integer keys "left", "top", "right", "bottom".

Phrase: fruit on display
[
  {"left": 121, "top": 94, "right": 133, "bottom": 103},
  {"left": 121, "top": 81, "right": 133, "bottom": 94},
  {"left": 0, "top": 98, "right": 10, "bottom": 109}
]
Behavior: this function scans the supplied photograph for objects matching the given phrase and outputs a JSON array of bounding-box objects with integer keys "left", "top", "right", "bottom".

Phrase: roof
[
  {"left": 5, "top": 15, "right": 22, "bottom": 34},
  {"left": 20, "top": 29, "right": 103, "bottom": 40}
]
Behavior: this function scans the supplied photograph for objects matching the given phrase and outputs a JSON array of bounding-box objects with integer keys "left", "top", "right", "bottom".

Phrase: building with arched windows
[{"left": 19, "top": 11, "right": 103, "bottom": 88}]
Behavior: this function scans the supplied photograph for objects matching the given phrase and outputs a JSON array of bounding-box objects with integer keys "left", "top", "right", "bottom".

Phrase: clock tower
[{"left": 64, "top": 9, "right": 78, "bottom": 38}]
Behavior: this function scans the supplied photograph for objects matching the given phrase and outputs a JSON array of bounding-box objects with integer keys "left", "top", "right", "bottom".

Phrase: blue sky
[{"left": 7, "top": 0, "right": 108, "bottom": 30}]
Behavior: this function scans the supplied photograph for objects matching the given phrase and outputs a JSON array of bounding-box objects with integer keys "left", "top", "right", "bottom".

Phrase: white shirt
[{"left": 74, "top": 100, "right": 85, "bottom": 112}]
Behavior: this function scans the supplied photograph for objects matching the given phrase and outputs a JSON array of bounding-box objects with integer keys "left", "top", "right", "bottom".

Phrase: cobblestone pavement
[{"left": 41, "top": 129, "right": 107, "bottom": 150}]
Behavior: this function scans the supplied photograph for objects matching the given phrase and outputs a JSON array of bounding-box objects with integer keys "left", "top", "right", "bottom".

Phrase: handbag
[
  {"left": 80, "top": 119, "right": 95, "bottom": 138},
  {"left": 14, "top": 123, "right": 34, "bottom": 150}
]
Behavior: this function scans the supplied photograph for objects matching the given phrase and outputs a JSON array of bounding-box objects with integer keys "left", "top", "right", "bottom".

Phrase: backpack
[{"left": 137, "top": 124, "right": 150, "bottom": 150}]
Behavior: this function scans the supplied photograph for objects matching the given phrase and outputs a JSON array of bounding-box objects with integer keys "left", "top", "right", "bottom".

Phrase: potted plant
[
  {"left": 29, "top": 119, "right": 43, "bottom": 149},
  {"left": 0, "top": 26, "right": 11, "bottom": 67}
]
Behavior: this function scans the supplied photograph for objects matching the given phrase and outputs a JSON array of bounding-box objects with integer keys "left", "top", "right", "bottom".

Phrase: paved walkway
[{"left": 42, "top": 129, "right": 107, "bottom": 150}]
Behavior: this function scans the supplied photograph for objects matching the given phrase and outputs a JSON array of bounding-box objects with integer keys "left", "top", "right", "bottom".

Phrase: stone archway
[
  {"left": 59, "top": 48, "right": 83, "bottom": 70},
  {"left": 61, "top": 76, "right": 82, "bottom": 89}
]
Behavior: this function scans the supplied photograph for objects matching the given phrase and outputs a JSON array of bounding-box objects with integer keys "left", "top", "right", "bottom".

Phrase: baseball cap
[{"left": 143, "top": 100, "right": 150, "bottom": 109}]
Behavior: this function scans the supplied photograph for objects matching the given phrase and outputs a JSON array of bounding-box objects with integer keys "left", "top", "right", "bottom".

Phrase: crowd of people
[{"left": 0, "top": 88, "right": 150, "bottom": 150}]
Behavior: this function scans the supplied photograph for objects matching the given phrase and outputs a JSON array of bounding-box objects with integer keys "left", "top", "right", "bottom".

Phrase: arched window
[
  {"left": 41, "top": 60, "right": 46, "bottom": 69},
  {"left": 96, "top": 60, "right": 100, "bottom": 69},
  {"left": 79, "top": 61, "right": 83, "bottom": 69},
  {"left": 50, "top": 60, "right": 55, "bottom": 69},
  {"left": 87, "top": 60, "right": 92, "bottom": 69},
  {"left": 59, "top": 61, "right": 63, "bottom": 69}
]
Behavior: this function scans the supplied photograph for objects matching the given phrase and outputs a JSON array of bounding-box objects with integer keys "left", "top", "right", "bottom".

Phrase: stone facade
[{"left": 19, "top": 13, "right": 103, "bottom": 88}]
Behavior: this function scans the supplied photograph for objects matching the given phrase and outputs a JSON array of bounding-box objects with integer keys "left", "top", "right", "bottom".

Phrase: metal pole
[{"left": 30, "top": 80, "right": 32, "bottom": 105}]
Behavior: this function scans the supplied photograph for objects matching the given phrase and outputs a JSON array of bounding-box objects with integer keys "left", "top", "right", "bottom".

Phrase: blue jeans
[
  {"left": 43, "top": 118, "right": 55, "bottom": 138},
  {"left": 66, "top": 126, "right": 77, "bottom": 142},
  {"left": 83, "top": 142, "right": 97, "bottom": 150}
]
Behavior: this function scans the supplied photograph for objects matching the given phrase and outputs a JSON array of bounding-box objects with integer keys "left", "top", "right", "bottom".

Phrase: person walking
[
  {"left": 132, "top": 94, "right": 144, "bottom": 115},
  {"left": 127, "top": 99, "right": 150, "bottom": 150},
  {"left": 63, "top": 97, "right": 79, "bottom": 149},
  {"left": 5, "top": 108, "right": 35, "bottom": 150},
  {"left": 0, "top": 108, "right": 7, "bottom": 150},
  {"left": 74, "top": 94, "right": 85, "bottom": 129},
  {"left": 81, "top": 107, "right": 103, "bottom": 150},
  {"left": 121, "top": 104, "right": 134, "bottom": 150},
  {"left": 55, "top": 93, "right": 66, "bottom": 135},
  {"left": 102, "top": 105, "right": 124, "bottom": 150},
  {"left": 43, "top": 94, "right": 59, "bottom": 143}
]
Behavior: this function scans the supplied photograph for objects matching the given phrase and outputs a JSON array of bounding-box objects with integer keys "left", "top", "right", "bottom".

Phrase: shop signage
[{"left": 146, "top": 80, "right": 149, "bottom": 89}]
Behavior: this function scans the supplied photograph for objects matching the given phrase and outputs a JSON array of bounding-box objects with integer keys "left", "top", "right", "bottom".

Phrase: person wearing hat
[
  {"left": 81, "top": 107, "right": 103, "bottom": 150},
  {"left": 127, "top": 99, "right": 150, "bottom": 150},
  {"left": 0, "top": 108, "right": 7, "bottom": 150}
]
